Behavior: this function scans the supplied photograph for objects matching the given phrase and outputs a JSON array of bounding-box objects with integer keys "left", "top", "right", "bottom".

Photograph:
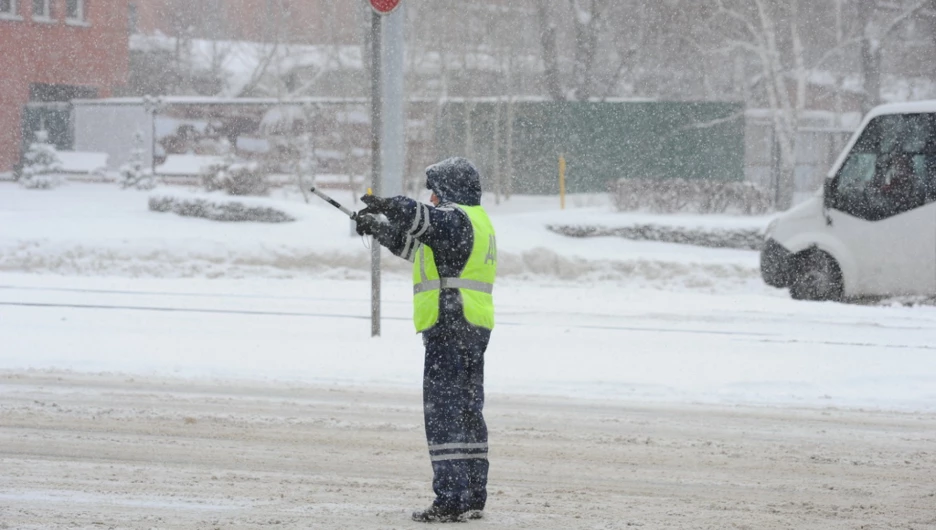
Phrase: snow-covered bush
[
  {"left": 548, "top": 224, "right": 765, "bottom": 251},
  {"left": 118, "top": 131, "right": 157, "bottom": 190},
  {"left": 148, "top": 193, "right": 295, "bottom": 223},
  {"left": 610, "top": 178, "right": 772, "bottom": 215},
  {"left": 203, "top": 143, "right": 271, "bottom": 196},
  {"left": 222, "top": 162, "right": 270, "bottom": 196},
  {"left": 19, "top": 131, "right": 63, "bottom": 190}
]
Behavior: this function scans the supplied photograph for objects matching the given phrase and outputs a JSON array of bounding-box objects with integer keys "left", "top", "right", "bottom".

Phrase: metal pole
[
  {"left": 370, "top": 9, "right": 382, "bottom": 337},
  {"left": 771, "top": 126, "right": 780, "bottom": 209},
  {"left": 380, "top": 3, "right": 405, "bottom": 197},
  {"left": 151, "top": 104, "right": 157, "bottom": 175},
  {"left": 144, "top": 96, "right": 158, "bottom": 175},
  {"left": 559, "top": 154, "right": 566, "bottom": 210}
]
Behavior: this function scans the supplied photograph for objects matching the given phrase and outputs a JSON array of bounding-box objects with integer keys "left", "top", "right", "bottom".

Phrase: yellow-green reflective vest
[{"left": 412, "top": 204, "right": 496, "bottom": 332}]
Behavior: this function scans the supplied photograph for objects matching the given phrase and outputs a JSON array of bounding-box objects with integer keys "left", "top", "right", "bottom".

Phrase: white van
[{"left": 761, "top": 101, "right": 936, "bottom": 300}]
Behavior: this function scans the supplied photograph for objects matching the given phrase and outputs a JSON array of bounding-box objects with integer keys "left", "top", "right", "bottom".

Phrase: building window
[
  {"left": 0, "top": 0, "right": 17, "bottom": 17},
  {"left": 66, "top": 0, "right": 83, "bottom": 20},
  {"left": 32, "top": 0, "right": 49, "bottom": 19}
]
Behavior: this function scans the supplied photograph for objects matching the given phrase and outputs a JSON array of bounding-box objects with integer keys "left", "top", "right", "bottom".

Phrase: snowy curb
[
  {"left": 148, "top": 189, "right": 307, "bottom": 223},
  {"left": 547, "top": 224, "right": 765, "bottom": 251}
]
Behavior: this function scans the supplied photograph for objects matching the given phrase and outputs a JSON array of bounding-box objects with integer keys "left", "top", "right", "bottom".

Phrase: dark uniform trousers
[{"left": 422, "top": 321, "right": 491, "bottom": 513}]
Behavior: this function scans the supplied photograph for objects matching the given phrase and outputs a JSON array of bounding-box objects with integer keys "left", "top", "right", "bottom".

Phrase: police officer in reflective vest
[{"left": 354, "top": 157, "right": 496, "bottom": 523}]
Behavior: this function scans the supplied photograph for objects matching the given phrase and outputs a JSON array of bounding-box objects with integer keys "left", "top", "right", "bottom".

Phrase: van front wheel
[{"left": 791, "top": 251, "right": 843, "bottom": 301}]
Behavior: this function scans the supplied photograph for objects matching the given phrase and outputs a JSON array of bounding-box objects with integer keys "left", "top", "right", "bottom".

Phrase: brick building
[
  {"left": 129, "top": 0, "right": 360, "bottom": 45},
  {"left": 0, "top": 0, "right": 129, "bottom": 173}
]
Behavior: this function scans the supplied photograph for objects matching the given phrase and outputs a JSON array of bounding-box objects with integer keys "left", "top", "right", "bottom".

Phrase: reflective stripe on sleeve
[
  {"left": 401, "top": 236, "right": 417, "bottom": 262},
  {"left": 409, "top": 203, "right": 431, "bottom": 238}
]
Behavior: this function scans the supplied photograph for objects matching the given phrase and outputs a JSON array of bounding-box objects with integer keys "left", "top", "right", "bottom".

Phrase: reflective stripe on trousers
[{"left": 428, "top": 441, "right": 489, "bottom": 462}]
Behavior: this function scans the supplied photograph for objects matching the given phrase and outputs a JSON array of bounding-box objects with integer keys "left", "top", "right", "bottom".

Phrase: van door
[{"left": 826, "top": 113, "right": 936, "bottom": 297}]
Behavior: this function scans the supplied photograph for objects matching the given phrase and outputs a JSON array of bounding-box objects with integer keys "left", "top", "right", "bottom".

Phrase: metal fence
[
  {"left": 745, "top": 118, "right": 855, "bottom": 200},
  {"left": 433, "top": 101, "right": 746, "bottom": 194},
  {"left": 23, "top": 98, "right": 856, "bottom": 203}
]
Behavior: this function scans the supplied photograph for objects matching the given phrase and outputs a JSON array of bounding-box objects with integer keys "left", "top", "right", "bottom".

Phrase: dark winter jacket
[{"left": 372, "top": 157, "right": 483, "bottom": 332}]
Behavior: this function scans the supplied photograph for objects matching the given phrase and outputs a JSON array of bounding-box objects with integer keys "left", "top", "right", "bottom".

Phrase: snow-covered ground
[
  {"left": 4, "top": 181, "right": 936, "bottom": 529},
  {"left": 0, "top": 183, "right": 766, "bottom": 289},
  {"left": 2, "top": 181, "right": 935, "bottom": 413}
]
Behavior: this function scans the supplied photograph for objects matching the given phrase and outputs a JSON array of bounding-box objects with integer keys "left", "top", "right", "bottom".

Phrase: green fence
[{"left": 433, "top": 101, "right": 744, "bottom": 194}]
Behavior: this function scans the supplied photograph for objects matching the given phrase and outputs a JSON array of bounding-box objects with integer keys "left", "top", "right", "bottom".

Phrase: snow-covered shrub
[
  {"left": 200, "top": 149, "right": 230, "bottom": 193},
  {"left": 148, "top": 193, "right": 295, "bottom": 223},
  {"left": 119, "top": 131, "right": 157, "bottom": 190},
  {"left": 222, "top": 162, "right": 270, "bottom": 196},
  {"left": 723, "top": 182, "right": 774, "bottom": 215},
  {"left": 203, "top": 144, "right": 271, "bottom": 196},
  {"left": 610, "top": 178, "right": 772, "bottom": 215},
  {"left": 547, "top": 224, "right": 765, "bottom": 251},
  {"left": 20, "top": 131, "right": 63, "bottom": 190}
]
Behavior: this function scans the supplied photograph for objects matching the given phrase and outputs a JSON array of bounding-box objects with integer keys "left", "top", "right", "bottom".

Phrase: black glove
[
  {"left": 359, "top": 194, "right": 394, "bottom": 216},
  {"left": 354, "top": 213, "right": 381, "bottom": 236}
]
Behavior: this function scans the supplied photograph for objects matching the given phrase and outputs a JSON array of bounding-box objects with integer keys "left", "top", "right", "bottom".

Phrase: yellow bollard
[{"left": 558, "top": 154, "right": 566, "bottom": 210}]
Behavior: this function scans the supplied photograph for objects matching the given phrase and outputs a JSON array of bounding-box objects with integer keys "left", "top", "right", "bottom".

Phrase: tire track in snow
[{"left": 0, "top": 299, "right": 774, "bottom": 338}]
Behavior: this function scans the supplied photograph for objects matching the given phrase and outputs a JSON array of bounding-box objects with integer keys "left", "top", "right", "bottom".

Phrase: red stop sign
[{"left": 369, "top": 0, "right": 401, "bottom": 14}]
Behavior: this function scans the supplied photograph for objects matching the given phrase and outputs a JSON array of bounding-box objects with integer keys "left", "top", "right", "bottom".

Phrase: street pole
[
  {"left": 370, "top": 8, "right": 382, "bottom": 337},
  {"left": 381, "top": 3, "right": 405, "bottom": 198},
  {"left": 367, "top": 0, "right": 404, "bottom": 337}
]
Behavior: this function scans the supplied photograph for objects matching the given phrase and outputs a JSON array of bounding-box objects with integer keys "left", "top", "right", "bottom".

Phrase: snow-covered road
[{"left": 2, "top": 370, "right": 934, "bottom": 529}]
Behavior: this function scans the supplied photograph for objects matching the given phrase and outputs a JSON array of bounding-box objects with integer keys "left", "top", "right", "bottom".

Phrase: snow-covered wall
[{"left": 74, "top": 102, "right": 153, "bottom": 170}]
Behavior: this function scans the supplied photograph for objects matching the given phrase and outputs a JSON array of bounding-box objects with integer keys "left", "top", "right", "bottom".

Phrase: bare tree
[
  {"left": 856, "top": 0, "right": 932, "bottom": 112},
  {"left": 929, "top": 2, "right": 936, "bottom": 79},
  {"left": 600, "top": 1, "right": 641, "bottom": 100},
  {"left": 536, "top": 0, "right": 612, "bottom": 101},
  {"left": 569, "top": 0, "right": 609, "bottom": 100},
  {"left": 537, "top": 3, "right": 565, "bottom": 101},
  {"left": 704, "top": 0, "right": 808, "bottom": 209}
]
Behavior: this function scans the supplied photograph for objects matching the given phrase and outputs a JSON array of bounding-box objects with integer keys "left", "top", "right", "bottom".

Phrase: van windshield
[{"left": 832, "top": 113, "right": 936, "bottom": 221}]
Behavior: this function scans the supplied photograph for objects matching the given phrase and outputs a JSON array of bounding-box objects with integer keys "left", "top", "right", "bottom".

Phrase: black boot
[
  {"left": 411, "top": 504, "right": 468, "bottom": 523},
  {"left": 464, "top": 498, "right": 485, "bottom": 520}
]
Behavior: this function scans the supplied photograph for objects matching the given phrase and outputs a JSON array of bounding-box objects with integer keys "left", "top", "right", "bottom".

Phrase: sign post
[{"left": 368, "top": 0, "right": 404, "bottom": 337}]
